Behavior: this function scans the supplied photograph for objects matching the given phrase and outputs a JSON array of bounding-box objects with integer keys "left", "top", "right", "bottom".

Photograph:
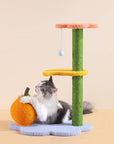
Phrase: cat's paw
[{"left": 20, "top": 97, "right": 30, "bottom": 104}]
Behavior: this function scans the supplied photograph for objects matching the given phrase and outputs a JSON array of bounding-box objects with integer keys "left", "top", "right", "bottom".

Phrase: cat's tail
[
  {"left": 70, "top": 101, "right": 93, "bottom": 115},
  {"left": 83, "top": 101, "right": 93, "bottom": 114}
]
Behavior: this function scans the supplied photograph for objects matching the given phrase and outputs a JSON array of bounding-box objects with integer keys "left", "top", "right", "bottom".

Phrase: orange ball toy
[{"left": 10, "top": 88, "right": 37, "bottom": 126}]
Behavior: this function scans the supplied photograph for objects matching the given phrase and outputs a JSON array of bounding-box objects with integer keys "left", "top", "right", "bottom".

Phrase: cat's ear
[{"left": 49, "top": 76, "right": 53, "bottom": 83}]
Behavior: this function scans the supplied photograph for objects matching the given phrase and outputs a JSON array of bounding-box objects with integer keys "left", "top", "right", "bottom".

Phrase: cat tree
[
  {"left": 9, "top": 22, "right": 99, "bottom": 136},
  {"left": 43, "top": 23, "right": 99, "bottom": 126}
]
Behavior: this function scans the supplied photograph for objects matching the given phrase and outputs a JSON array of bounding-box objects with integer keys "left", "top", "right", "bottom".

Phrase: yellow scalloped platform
[{"left": 42, "top": 69, "right": 88, "bottom": 76}]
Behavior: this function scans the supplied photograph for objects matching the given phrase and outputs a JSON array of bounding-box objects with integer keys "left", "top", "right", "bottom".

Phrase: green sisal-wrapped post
[{"left": 72, "top": 29, "right": 83, "bottom": 126}]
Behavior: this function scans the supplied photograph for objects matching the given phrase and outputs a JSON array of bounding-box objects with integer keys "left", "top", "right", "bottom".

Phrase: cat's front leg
[
  {"left": 33, "top": 102, "right": 47, "bottom": 122},
  {"left": 20, "top": 96, "right": 32, "bottom": 104},
  {"left": 20, "top": 96, "right": 47, "bottom": 122}
]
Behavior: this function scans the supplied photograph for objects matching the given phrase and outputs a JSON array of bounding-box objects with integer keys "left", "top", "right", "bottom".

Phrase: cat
[{"left": 20, "top": 76, "right": 93, "bottom": 124}]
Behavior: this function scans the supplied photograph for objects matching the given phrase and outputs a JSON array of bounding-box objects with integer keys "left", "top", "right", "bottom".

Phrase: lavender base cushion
[{"left": 9, "top": 120, "right": 93, "bottom": 136}]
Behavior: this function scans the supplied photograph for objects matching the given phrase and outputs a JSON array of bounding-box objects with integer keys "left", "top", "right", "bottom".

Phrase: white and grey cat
[{"left": 20, "top": 76, "right": 93, "bottom": 124}]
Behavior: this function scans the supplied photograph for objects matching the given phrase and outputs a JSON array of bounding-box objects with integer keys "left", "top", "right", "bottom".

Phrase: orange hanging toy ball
[{"left": 10, "top": 87, "right": 37, "bottom": 126}]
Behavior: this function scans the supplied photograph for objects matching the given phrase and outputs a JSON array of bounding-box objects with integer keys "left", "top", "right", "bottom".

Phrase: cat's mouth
[{"left": 52, "top": 88, "right": 58, "bottom": 93}]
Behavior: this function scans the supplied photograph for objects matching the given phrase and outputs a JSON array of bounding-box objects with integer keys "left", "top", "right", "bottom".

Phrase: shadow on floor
[{"left": 0, "top": 120, "right": 12, "bottom": 131}]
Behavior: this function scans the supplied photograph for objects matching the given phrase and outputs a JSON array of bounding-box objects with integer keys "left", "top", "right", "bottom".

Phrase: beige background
[{"left": 0, "top": 0, "right": 114, "bottom": 109}]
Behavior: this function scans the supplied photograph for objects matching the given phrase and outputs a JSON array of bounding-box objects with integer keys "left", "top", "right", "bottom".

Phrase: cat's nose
[{"left": 35, "top": 86, "right": 37, "bottom": 88}]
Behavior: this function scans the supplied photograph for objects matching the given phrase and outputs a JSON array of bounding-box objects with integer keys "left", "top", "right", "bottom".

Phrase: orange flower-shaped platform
[{"left": 56, "top": 23, "right": 99, "bottom": 29}]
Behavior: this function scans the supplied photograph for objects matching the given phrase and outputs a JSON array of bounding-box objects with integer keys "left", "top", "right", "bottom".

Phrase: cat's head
[{"left": 35, "top": 76, "right": 58, "bottom": 100}]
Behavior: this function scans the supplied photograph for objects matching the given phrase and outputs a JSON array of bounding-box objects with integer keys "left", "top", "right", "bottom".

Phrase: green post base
[{"left": 72, "top": 29, "right": 83, "bottom": 126}]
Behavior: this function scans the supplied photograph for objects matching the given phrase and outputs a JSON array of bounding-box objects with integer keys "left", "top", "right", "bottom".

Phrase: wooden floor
[{"left": 0, "top": 109, "right": 114, "bottom": 144}]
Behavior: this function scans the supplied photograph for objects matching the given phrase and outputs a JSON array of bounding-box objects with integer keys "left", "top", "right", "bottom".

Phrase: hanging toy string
[{"left": 59, "top": 29, "right": 64, "bottom": 56}]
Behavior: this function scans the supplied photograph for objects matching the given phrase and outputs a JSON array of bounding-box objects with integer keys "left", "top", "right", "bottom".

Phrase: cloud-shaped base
[{"left": 9, "top": 120, "right": 93, "bottom": 136}]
